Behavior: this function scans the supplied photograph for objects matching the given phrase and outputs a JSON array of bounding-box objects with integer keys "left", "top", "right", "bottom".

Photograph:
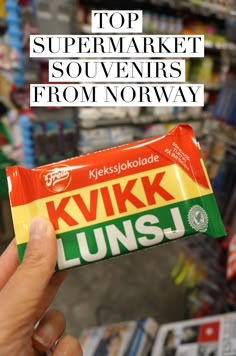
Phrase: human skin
[{"left": 0, "top": 216, "right": 83, "bottom": 356}]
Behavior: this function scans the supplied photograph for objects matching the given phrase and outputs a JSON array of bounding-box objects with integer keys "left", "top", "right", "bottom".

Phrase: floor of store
[
  {"left": 1, "top": 238, "right": 186, "bottom": 337},
  {"left": 51, "top": 239, "right": 187, "bottom": 337}
]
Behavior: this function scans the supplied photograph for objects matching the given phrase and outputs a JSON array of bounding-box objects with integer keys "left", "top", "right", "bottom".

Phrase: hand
[{"left": 0, "top": 216, "right": 83, "bottom": 356}]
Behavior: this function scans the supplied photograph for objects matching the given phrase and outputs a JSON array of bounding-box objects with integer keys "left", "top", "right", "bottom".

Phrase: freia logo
[{"left": 40, "top": 165, "right": 72, "bottom": 193}]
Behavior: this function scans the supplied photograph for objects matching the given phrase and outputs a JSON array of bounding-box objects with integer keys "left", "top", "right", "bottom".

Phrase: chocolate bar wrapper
[{"left": 7, "top": 124, "right": 226, "bottom": 271}]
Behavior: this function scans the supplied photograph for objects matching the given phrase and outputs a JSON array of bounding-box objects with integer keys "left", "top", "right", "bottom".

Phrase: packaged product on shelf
[
  {"left": 79, "top": 317, "right": 158, "bottom": 356},
  {"left": 109, "top": 126, "right": 135, "bottom": 146},
  {"left": 33, "top": 122, "right": 47, "bottom": 166},
  {"left": 189, "top": 57, "right": 214, "bottom": 84},
  {"left": 79, "top": 108, "right": 101, "bottom": 122},
  {"left": 143, "top": 124, "right": 169, "bottom": 139},
  {"left": 45, "top": 121, "right": 61, "bottom": 163},
  {"left": 151, "top": 107, "right": 173, "bottom": 120},
  {"left": 127, "top": 107, "right": 140, "bottom": 119},
  {"left": 151, "top": 312, "right": 236, "bottom": 356},
  {"left": 7, "top": 124, "right": 226, "bottom": 271},
  {"left": 79, "top": 127, "right": 110, "bottom": 147},
  {"left": 61, "top": 120, "right": 77, "bottom": 159}
]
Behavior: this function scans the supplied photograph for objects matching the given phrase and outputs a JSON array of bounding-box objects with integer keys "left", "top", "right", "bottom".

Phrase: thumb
[{"left": 0, "top": 216, "right": 57, "bottom": 320}]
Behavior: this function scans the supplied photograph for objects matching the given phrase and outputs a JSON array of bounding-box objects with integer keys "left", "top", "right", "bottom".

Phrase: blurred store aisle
[{"left": 50, "top": 239, "right": 187, "bottom": 337}]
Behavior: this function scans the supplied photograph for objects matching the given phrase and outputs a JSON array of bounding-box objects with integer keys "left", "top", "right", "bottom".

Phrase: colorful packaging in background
[
  {"left": 79, "top": 318, "right": 158, "bottom": 356},
  {"left": 171, "top": 233, "right": 231, "bottom": 318},
  {"left": 19, "top": 115, "right": 78, "bottom": 168},
  {"left": 151, "top": 312, "right": 236, "bottom": 356},
  {"left": 7, "top": 125, "right": 226, "bottom": 271}
]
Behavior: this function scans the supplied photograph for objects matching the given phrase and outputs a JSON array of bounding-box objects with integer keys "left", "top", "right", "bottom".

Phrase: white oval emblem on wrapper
[{"left": 188, "top": 205, "right": 208, "bottom": 233}]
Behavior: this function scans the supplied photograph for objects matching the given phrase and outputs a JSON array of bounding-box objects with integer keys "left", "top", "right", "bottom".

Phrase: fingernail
[
  {"left": 33, "top": 334, "right": 48, "bottom": 348},
  {"left": 33, "top": 323, "right": 55, "bottom": 348},
  {"left": 30, "top": 216, "right": 50, "bottom": 240}
]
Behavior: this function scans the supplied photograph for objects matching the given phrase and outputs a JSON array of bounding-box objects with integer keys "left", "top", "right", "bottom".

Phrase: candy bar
[{"left": 7, "top": 124, "right": 226, "bottom": 271}]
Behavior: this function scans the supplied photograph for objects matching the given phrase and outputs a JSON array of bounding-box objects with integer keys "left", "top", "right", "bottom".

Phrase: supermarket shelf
[
  {"left": 205, "top": 40, "right": 236, "bottom": 51},
  {"left": 81, "top": 0, "right": 234, "bottom": 19},
  {"left": 78, "top": 111, "right": 212, "bottom": 129},
  {"left": 213, "top": 132, "right": 236, "bottom": 150},
  {"left": 78, "top": 128, "right": 209, "bottom": 154},
  {"left": 185, "top": 82, "right": 220, "bottom": 91},
  {"left": 150, "top": 0, "right": 233, "bottom": 19},
  {"left": 79, "top": 116, "right": 132, "bottom": 128},
  {"left": 78, "top": 139, "right": 133, "bottom": 154},
  {"left": 204, "top": 83, "right": 221, "bottom": 91},
  {"left": 32, "top": 107, "right": 76, "bottom": 121},
  {"left": 132, "top": 111, "right": 212, "bottom": 124},
  {"left": 79, "top": 24, "right": 236, "bottom": 53}
]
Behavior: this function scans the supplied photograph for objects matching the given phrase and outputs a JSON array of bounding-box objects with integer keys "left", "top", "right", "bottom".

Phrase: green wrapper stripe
[{"left": 17, "top": 194, "right": 226, "bottom": 270}]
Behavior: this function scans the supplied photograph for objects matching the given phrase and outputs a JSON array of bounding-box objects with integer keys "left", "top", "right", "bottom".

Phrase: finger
[
  {"left": 35, "top": 270, "right": 68, "bottom": 321},
  {"left": 33, "top": 309, "right": 66, "bottom": 353},
  {"left": 0, "top": 238, "right": 19, "bottom": 289},
  {"left": 0, "top": 216, "right": 57, "bottom": 322},
  {"left": 53, "top": 335, "right": 83, "bottom": 356}
]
